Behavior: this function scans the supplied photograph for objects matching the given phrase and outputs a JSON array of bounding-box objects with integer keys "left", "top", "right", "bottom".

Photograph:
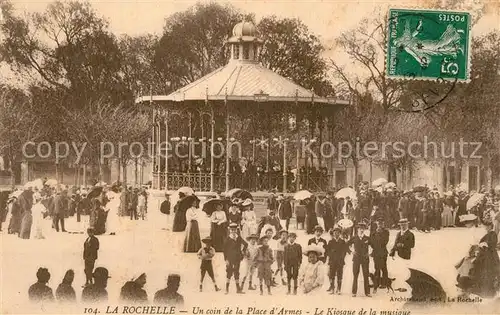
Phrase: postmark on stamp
[{"left": 386, "top": 8, "right": 471, "bottom": 82}]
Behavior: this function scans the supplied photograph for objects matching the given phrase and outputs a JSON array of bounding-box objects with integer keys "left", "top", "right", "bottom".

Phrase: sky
[{"left": 4, "top": 0, "right": 500, "bottom": 86}]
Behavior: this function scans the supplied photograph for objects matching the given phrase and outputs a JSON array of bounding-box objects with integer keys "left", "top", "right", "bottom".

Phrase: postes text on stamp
[{"left": 386, "top": 8, "right": 471, "bottom": 82}]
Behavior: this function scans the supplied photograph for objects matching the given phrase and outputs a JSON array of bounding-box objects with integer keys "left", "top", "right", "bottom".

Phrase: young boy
[
  {"left": 326, "top": 227, "right": 349, "bottom": 295},
  {"left": 308, "top": 225, "right": 327, "bottom": 263},
  {"left": 241, "top": 234, "right": 259, "bottom": 290},
  {"left": 274, "top": 230, "right": 289, "bottom": 285},
  {"left": 284, "top": 232, "right": 302, "bottom": 295},
  {"left": 254, "top": 235, "right": 274, "bottom": 295},
  {"left": 197, "top": 236, "right": 220, "bottom": 292}
]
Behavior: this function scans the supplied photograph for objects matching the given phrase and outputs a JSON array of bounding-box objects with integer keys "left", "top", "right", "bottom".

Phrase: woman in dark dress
[
  {"left": 8, "top": 198, "right": 22, "bottom": 234},
  {"left": 172, "top": 193, "right": 187, "bottom": 232},
  {"left": 471, "top": 216, "right": 500, "bottom": 298},
  {"left": 455, "top": 193, "right": 469, "bottom": 227},
  {"left": 305, "top": 197, "right": 318, "bottom": 234},
  {"left": 90, "top": 193, "right": 106, "bottom": 235},
  {"left": 56, "top": 270, "right": 76, "bottom": 303}
]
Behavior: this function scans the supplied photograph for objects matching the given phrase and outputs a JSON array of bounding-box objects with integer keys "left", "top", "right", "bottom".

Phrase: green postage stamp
[{"left": 386, "top": 8, "right": 471, "bottom": 82}]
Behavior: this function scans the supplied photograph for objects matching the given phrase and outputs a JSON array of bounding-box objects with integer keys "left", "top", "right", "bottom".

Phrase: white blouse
[
  {"left": 186, "top": 207, "right": 199, "bottom": 221},
  {"left": 211, "top": 210, "right": 227, "bottom": 224}
]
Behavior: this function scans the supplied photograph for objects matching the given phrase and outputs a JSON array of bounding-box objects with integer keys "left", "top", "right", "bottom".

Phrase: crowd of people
[{"left": 0, "top": 179, "right": 150, "bottom": 238}]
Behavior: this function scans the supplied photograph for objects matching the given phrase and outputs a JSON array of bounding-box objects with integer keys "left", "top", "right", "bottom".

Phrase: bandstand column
[
  {"left": 295, "top": 90, "right": 301, "bottom": 191},
  {"left": 164, "top": 110, "right": 169, "bottom": 191},
  {"left": 282, "top": 141, "right": 287, "bottom": 192},
  {"left": 156, "top": 119, "right": 161, "bottom": 189},
  {"left": 151, "top": 109, "right": 156, "bottom": 189},
  {"left": 209, "top": 99, "right": 215, "bottom": 192},
  {"left": 225, "top": 90, "right": 230, "bottom": 192}
]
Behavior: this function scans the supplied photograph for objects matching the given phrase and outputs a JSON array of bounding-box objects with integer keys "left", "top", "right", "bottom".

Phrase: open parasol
[
  {"left": 224, "top": 188, "right": 242, "bottom": 198},
  {"left": 202, "top": 199, "right": 224, "bottom": 216},
  {"left": 177, "top": 186, "right": 195, "bottom": 196},
  {"left": 335, "top": 187, "right": 357, "bottom": 200},
  {"left": 179, "top": 195, "right": 200, "bottom": 210},
  {"left": 87, "top": 186, "right": 104, "bottom": 199},
  {"left": 406, "top": 268, "right": 446, "bottom": 301},
  {"left": 372, "top": 178, "right": 387, "bottom": 187},
  {"left": 413, "top": 185, "right": 426, "bottom": 193},
  {"left": 94, "top": 181, "right": 107, "bottom": 187},
  {"left": 234, "top": 189, "right": 253, "bottom": 200},
  {"left": 294, "top": 190, "right": 312, "bottom": 201},
  {"left": 466, "top": 193, "right": 485, "bottom": 210},
  {"left": 385, "top": 182, "right": 396, "bottom": 189},
  {"left": 45, "top": 178, "right": 58, "bottom": 187}
]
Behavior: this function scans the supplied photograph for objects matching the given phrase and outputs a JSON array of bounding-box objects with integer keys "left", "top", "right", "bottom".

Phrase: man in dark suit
[
  {"left": 277, "top": 195, "right": 292, "bottom": 231},
  {"left": 153, "top": 274, "right": 184, "bottom": 306},
  {"left": 390, "top": 218, "right": 415, "bottom": 260},
  {"left": 83, "top": 228, "right": 100, "bottom": 286},
  {"left": 224, "top": 223, "right": 248, "bottom": 294},
  {"left": 348, "top": 222, "right": 371, "bottom": 297},
  {"left": 326, "top": 227, "right": 350, "bottom": 294},
  {"left": 267, "top": 190, "right": 278, "bottom": 212},
  {"left": 370, "top": 218, "right": 390, "bottom": 292},
  {"left": 308, "top": 225, "right": 328, "bottom": 263},
  {"left": 53, "top": 189, "right": 68, "bottom": 232}
]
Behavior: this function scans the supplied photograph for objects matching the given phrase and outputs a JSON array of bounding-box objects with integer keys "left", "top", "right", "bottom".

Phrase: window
[
  {"left": 232, "top": 45, "right": 239, "bottom": 59},
  {"left": 243, "top": 45, "right": 249, "bottom": 59}
]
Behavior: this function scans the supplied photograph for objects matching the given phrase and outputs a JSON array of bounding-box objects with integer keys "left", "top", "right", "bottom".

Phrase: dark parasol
[
  {"left": 406, "top": 268, "right": 446, "bottom": 302},
  {"left": 234, "top": 190, "right": 253, "bottom": 200},
  {"left": 178, "top": 195, "right": 200, "bottom": 210},
  {"left": 87, "top": 186, "right": 104, "bottom": 200},
  {"left": 202, "top": 199, "right": 225, "bottom": 216}
]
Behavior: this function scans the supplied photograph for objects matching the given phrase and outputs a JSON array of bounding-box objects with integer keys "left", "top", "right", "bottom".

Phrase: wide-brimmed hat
[
  {"left": 228, "top": 223, "right": 239, "bottom": 229},
  {"left": 231, "top": 198, "right": 242, "bottom": 205},
  {"left": 278, "top": 229, "right": 288, "bottom": 235},
  {"left": 398, "top": 218, "right": 409, "bottom": 225},
  {"left": 303, "top": 244, "right": 324, "bottom": 256},
  {"left": 246, "top": 234, "right": 259, "bottom": 241},
  {"left": 201, "top": 236, "right": 212, "bottom": 244},
  {"left": 93, "top": 267, "right": 110, "bottom": 279},
  {"left": 241, "top": 198, "right": 253, "bottom": 207},
  {"left": 330, "top": 226, "right": 341, "bottom": 233},
  {"left": 357, "top": 222, "right": 368, "bottom": 229},
  {"left": 259, "top": 235, "right": 269, "bottom": 242},
  {"left": 314, "top": 225, "right": 324, "bottom": 232}
]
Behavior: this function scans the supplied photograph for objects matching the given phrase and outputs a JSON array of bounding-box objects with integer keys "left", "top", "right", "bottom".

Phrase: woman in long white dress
[
  {"left": 184, "top": 198, "right": 202, "bottom": 253},
  {"left": 31, "top": 196, "right": 48, "bottom": 239},
  {"left": 241, "top": 199, "right": 257, "bottom": 240},
  {"left": 105, "top": 189, "right": 121, "bottom": 235}
]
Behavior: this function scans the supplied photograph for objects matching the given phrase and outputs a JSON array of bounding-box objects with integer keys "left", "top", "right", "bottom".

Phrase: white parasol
[
  {"left": 466, "top": 193, "right": 485, "bottom": 211},
  {"left": 335, "top": 187, "right": 357, "bottom": 200},
  {"left": 385, "top": 182, "right": 396, "bottom": 189},
  {"left": 294, "top": 190, "right": 312, "bottom": 201},
  {"left": 224, "top": 188, "right": 242, "bottom": 198},
  {"left": 459, "top": 213, "right": 477, "bottom": 223},
  {"left": 372, "top": 178, "right": 388, "bottom": 187},
  {"left": 45, "top": 178, "right": 58, "bottom": 187},
  {"left": 31, "top": 178, "right": 44, "bottom": 190},
  {"left": 177, "top": 186, "right": 195, "bottom": 196},
  {"left": 95, "top": 181, "right": 107, "bottom": 187}
]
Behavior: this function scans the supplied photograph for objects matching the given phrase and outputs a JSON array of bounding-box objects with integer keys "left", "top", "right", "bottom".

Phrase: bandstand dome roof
[{"left": 136, "top": 22, "right": 349, "bottom": 106}]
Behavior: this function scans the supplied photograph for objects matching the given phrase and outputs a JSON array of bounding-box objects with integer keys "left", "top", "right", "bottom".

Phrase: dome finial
[{"left": 232, "top": 21, "right": 257, "bottom": 37}]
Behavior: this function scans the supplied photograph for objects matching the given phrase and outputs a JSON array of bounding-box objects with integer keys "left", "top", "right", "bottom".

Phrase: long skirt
[
  {"left": 306, "top": 214, "right": 318, "bottom": 234},
  {"left": 173, "top": 210, "right": 187, "bottom": 232},
  {"left": 241, "top": 221, "right": 257, "bottom": 240},
  {"left": 19, "top": 212, "right": 33, "bottom": 239},
  {"left": 95, "top": 210, "right": 107, "bottom": 235},
  {"left": 442, "top": 206, "right": 454, "bottom": 227},
  {"left": 184, "top": 220, "right": 201, "bottom": 253},
  {"left": 8, "top": 212, "right": 22, "bottom": 234},
  {"left": 211, "top": 222, "right": 227, "bottom": 252}
]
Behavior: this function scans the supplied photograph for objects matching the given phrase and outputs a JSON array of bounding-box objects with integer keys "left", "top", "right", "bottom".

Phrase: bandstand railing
[{"left": 152, "top": 172, "right": 332, "bottom": 192}]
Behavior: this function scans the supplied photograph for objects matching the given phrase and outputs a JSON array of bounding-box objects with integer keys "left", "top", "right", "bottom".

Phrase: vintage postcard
[{"left": 1, "top": 0, "right": 499, "bottom": 315}]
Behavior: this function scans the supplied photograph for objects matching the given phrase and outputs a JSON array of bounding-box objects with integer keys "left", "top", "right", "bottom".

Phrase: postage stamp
[{"left": 386, "top": 8, "right": 471, "bottom": 82}]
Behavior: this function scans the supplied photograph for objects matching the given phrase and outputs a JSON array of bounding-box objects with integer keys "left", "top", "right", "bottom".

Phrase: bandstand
[{"left": 135, "top": 21, "right": 350, "bottom": 192}]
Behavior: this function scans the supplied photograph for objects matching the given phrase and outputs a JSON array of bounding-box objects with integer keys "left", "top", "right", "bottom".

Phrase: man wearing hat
[
  {"left": 83, "top": 227, "right": 100, "bottom": 286},
  {"left": 308, "top": 225, "right": 327, "bottom": 263},
  {"left": 223, "top": 223, "right": 248, "bottom": 294},
  {"left": 277, "top": 195, "right": 292, "bottom": 231},
  {"left": 284, "top": 232, "right": 302, "bottom": 295},
  {"left": 326, "top": 226, "right": 349, "bottom": 294},
  {"left": 370, "top": 218, "right": 389, "bottom": 292},
  {"left": 267, "top": 190, "right": 278, "bottom": 212},
  {"left": 390, "top": 218, "right": 415, "bottom": 260},
  {"left": 298, "top": 245, "right": 325, "bottom": 294},
  {"left": 347, "top": 222, "right": 371, "bottom": 297},
  {"left": 28, "top": 267, "right": 54, "bottom": 302},
  {"left": 81, "top": 267, "right": 110, "bottom": 303}
]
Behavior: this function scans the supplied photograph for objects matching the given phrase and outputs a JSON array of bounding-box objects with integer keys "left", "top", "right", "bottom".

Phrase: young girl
[
  {"left": 241, "top": 234, "right": 259, "bottom": 290},
  {"left": 197, "top": 237, "right": 220, "bottom": 292},
  {"left": 255, "top": 235, "right": 274, "bottom": 295},
  {"left": 455, "top": 244, "right": 479, "bottom": 286}
]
